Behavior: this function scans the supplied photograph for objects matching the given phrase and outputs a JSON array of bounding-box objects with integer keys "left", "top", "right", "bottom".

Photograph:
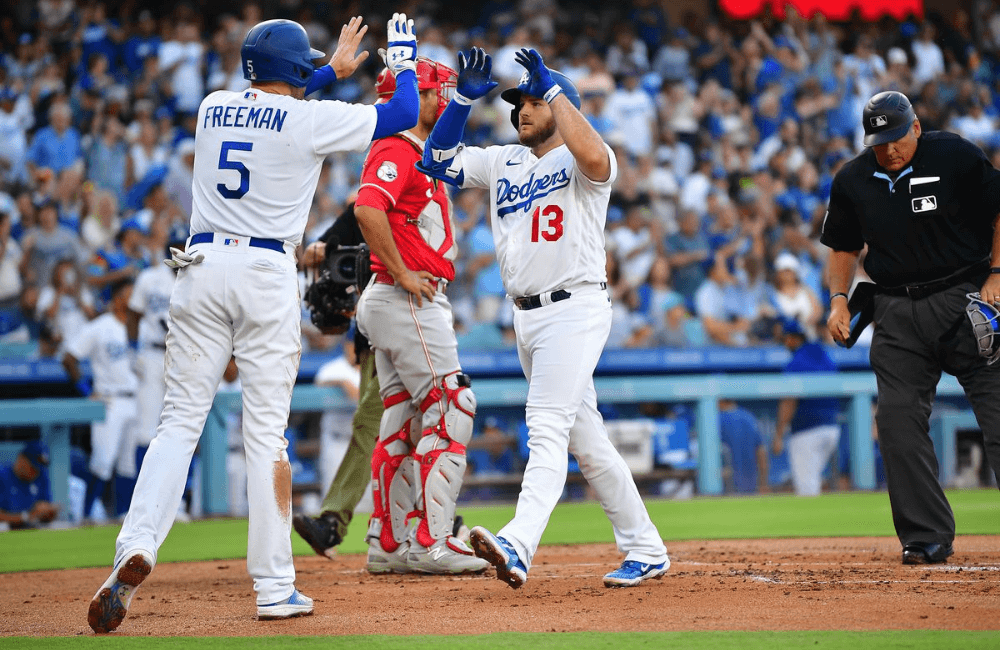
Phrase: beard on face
[{"left": 518, "top": 116, "right": 557, "bottom": 148}]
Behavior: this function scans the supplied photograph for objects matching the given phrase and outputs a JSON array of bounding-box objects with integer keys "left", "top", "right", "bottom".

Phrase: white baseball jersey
[
  {"left": 454, "top": 142, "right": 617, "bottom": 297},
  {"left": 128, "top": 264, "right": 175, "bottom": 348},
  {"left": 190, "top": 89, "right": 378, "bottom": 246},
  {"left": 65, "top": 312, "right": 138, "bottom": 396}
]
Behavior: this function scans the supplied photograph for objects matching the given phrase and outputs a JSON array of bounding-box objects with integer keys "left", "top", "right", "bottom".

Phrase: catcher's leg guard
[
  {"left": 414, "top": 373, "right": 476, "bottom": 547},
  {"left": 367, "top": 393, "right": 418, "bottom": 553}
]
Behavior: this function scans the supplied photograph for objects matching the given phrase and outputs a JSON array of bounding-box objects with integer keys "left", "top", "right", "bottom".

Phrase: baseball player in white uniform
[
  {"left": 61, "top": 279, "right": 139, "bottom": 521},
  {"left": 88, "top": 15, "right": 422, "bottom": 633},
  {"left": 419, "top": 47, "right": 668, "bottom": 588},
  {"left": 126, "top": 227, "right": 186, "bottom": 462}
]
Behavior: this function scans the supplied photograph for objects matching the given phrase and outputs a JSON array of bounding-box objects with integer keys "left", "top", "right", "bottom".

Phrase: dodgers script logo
[{"left": 496, "top": 168, "right": 571, "bottom": 217}]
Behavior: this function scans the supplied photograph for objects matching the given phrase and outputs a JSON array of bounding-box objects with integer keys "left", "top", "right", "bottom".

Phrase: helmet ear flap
[{"left": 510, "top": 106, "right": 519, "bottom": 130}]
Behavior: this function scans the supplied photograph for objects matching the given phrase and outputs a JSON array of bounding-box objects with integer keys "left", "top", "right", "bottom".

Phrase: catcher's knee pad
[
  {"left": 368, "top": 395, "right": 419, "bottom": 551},
  {"left": 413, "top": 373, "right": 476, "bottom": 545}
]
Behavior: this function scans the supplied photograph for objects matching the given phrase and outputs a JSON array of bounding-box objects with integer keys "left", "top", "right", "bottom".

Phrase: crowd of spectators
[{"left": 4, "top": 1, "right": 1000, "bottom": 359}]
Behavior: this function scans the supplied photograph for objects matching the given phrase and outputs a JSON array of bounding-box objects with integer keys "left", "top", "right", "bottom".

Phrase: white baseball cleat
[
  {"left": 257, "top": 589, "right": 314, "bottom": 620},
  {"left": 407, "top": 535, "right": 490, "bottom": 574},
  {"left": 88, "top": 550, "right": 154, "bottom": 633},
  {"left": 366, "top": 539, "right": 412, "bottom": 574}
]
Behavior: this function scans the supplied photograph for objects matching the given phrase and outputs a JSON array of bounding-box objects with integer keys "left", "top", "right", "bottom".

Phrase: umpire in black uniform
[{"left": 822, "top": 91, "right": 1000, "bottom": 565}]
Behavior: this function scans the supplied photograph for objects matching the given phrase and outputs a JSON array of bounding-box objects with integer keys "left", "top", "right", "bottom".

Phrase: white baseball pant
[
  {"left": 89, "top": 395, "right": 139, "bottom": 481},
  {"left": 136, "top": 347, "right": 166, "bottom": 448},
  {"left": 787, "top": 424, "right": 841, "bottom": 496},
  {"left": 115, "top": 235, "right": 301, "bottom": 605},
  {"left": 498, "top": 288, "right": 667, "bottom": 569}
]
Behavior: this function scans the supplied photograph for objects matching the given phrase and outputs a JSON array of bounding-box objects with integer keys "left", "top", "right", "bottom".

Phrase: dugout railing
[{"left": 1, "top": 371, "right": 973, "bottom": 518}]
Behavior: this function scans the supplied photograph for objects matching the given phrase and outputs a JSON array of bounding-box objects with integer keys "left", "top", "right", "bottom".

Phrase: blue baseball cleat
[
  {"left": 603, "top": 559, "right": 669, "bottom": 587},
  {"left": 257, "top": 589, "right": 314, "bottom": 620},
  {"left": 469, "top": 526, "right": 528, "bottom": 589}
]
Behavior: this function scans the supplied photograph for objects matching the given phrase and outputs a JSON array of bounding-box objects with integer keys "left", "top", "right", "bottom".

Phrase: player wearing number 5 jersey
[
  {"left": 419, "top": 47, "right": 668, "bottom": 588},
  {"left": 88, "top": 15, "right": 420, "bottom": 633}
]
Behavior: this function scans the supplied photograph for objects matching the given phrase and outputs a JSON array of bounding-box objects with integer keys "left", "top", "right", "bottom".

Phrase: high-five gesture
[
  {"left": 380, "top": 12, "right": 417, "bottom": 76},
  {"left": 513, "top": 48, "right": 561, "bottom": 103},
  {"left": 328, "top": 16, "right": 369, "bottom": 79},
  {"left": 456, "top": 47, "right": 498, "bottom": 101}
]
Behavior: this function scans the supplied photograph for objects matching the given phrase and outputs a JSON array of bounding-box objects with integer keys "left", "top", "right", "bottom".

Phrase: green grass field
[{"left": 3, "top": 489, "right": 998, "bottom": 648}]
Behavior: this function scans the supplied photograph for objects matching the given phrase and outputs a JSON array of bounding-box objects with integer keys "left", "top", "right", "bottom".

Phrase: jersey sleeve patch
[{"left": 376, "top": 161, "right": 399, "bottom": 182}]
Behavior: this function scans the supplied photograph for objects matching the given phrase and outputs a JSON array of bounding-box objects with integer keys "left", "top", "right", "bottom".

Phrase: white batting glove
[
  {"left": 163, "top": 247, "right": 204, "bottom": 269},
  {"left": 380, "top": 12, "right": 417, "bottom": 76}
]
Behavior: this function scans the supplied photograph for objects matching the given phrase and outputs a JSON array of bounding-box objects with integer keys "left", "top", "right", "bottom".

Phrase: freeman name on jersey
[
  {"left": 202, "top": 104, "right": 288, "bottom": 132},
  {"left": 496, "top": 167, "right": 570, "bottom": 217}
]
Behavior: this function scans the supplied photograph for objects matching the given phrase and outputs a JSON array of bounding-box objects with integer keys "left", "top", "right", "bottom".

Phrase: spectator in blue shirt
[
  {"left": 0, "top": 440, "right": 60, "bottom": 529},
  {"left": 26, "top": 101, "right": 83, "bottom": 178},
  {"left": 666, "top": 209, "right": 710, "bottom": 306},
  {"left": 772, "top": 317, "right": 841, "bottom": 496},
  {"left": 718, "top": 399, "right": 768, "bottom": 494}
]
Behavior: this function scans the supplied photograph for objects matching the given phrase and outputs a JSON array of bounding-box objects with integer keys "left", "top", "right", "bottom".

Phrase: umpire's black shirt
[{"left": 821, "top": 131, "right": 1000, "bottom": 286}]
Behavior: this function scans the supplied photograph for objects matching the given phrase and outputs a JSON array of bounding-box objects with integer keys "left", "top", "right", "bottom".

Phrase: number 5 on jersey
[
  {"left": 531, "top": 205, "right": 563, "bottom": 242},
  {"left": 218, "top": 140, "right": 253, "bottom": 199}
]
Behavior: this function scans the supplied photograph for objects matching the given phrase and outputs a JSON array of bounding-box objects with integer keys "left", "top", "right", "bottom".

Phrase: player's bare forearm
[
  {"left": 62, "top": 353, "right": 81, "bottom": 383},
  {"left": 354, "top": 204, "right": 434, "bottom": 304},
  {"left": 550, "top": 94, "right": 610, "bottom": 182},
  {"left": 126, "top": 309, "right": 141, "bottom": 342}
]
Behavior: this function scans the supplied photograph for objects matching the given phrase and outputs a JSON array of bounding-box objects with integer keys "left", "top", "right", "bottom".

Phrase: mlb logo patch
[
  {"left": 224, "top": 238, "right": 240, "bottom": 246},
  {"left": 912, "top": 196, "right": 937, "bottom": 213},
  {"left": 870, "top": 114, "right": 888, "bottom": 128},
  {"left": 244, "top": 90, "right": 257, "bottom": 100}
]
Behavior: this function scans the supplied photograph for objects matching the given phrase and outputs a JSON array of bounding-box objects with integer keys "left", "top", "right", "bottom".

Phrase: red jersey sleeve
[{"left": 356, "top": 138, "right": 419, "bottom": 213}]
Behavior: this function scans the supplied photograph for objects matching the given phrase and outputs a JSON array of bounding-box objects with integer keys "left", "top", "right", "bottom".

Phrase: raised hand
[
  {"left": 380, "top": 12, "right": 417, "bottom": 76},
  {"left": 329, "top": 16, "right": 370, "bottom": 79},
  {"left": 456, "top": 47, "right": 498, "bottom": 100},
  {"left": 513, "top": 48, "right": 559, "bottom": 101}
]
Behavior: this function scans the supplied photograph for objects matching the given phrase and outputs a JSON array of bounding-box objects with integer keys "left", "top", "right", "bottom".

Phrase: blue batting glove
[
  {"left": 75, "top": 378, "right": 93, "bottom": 397},
  {"left": 513, "top": 48, "right": 560, "bottom": 102},
  {"left": 456, "top": 47, "right": 498, "bottom": 101},
  {"left": 382, "top": 12, "right": 417, "bottom": 76}
]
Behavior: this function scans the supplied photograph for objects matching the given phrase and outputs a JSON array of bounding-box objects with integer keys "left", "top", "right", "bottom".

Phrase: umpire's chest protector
[{"left": 822, "top": 131, "right": 1000, "bottom": 286}]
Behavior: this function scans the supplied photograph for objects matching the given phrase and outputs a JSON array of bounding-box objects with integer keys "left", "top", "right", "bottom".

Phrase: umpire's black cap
[{"left": 862, "top": 91, "right": 916, "bottom": 146}]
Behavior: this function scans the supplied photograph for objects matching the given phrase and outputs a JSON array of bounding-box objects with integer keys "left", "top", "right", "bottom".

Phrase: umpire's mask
[{"left": 965, "top": 293, "right": 1000, "bottom": 364}]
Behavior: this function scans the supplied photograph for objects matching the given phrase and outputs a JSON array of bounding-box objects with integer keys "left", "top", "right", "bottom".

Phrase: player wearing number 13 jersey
[{"left": 419, "top": 47, "right": 668, "bottom": 589}]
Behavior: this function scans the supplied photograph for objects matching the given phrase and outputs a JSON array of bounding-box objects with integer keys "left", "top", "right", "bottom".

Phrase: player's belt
[
  {"left": 373, "top": 271, "right": 445, "bottom": 292},
  {"left": 514, "top": 282, "right": 608, "bottom": 310},
  {"left": 880, "top": 260, "right": 989, "bottom": 300},
  {"left": 189, "top": 232, "right": 286, "bottom": 254}
]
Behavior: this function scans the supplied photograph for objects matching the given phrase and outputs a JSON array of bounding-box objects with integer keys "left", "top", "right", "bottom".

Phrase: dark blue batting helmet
[
  {"left": 501, "top": 69, "right": 581, "bottom": 129},
  {"left": 241, "top": 19, "right": 325, "bottom": 88}
]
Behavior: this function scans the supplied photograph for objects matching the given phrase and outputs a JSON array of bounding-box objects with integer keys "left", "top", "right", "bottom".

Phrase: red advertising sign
[{"left": 719, "top": 0, "right": 924, "bottom": 21}]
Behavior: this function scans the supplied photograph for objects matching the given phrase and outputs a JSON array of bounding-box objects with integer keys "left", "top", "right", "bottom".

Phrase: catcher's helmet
[
  {"left": 862, "top": 91, "right": 916, "bottom": 147},
  {"left": 376, "top": 57, "right": 458, "bottom": 118},
  {"left": 966, "top": 292, "right": 1000, "bottom": 365},
  {"left": 241, "top": 19, "right": 325, "bottom": 88},
  {"left": 501, "top": 69, "right": 581, "bottom": 130}
]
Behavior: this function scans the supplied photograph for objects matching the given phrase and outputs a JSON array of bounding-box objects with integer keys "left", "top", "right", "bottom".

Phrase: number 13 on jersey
[{"left": 531, "top": 205, "right": 563, "bottom": 242}]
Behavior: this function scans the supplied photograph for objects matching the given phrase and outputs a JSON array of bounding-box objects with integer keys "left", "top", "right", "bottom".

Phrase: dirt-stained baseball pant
[
  {"left": 115, "top": 236, "right": 301, "bottom": 606},
  {"left": 499, "top": 290, "right": 667, "bottom": 570},
  {"left": 319, "top": 348, "right": 382, "bottom": 539}
]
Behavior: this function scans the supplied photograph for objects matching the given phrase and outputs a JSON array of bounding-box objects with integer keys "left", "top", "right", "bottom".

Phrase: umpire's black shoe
[
  {"left": 902, "top": 542, "right": 954, "bottom": 565},
  {"left": 293, "top": 512, "right": 342, "bottom": 559}
]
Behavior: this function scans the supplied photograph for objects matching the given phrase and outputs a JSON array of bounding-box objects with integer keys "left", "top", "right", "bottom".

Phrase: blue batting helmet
[
  {"left": 501, "top": 69, "right": 581, "bottom": 130},
  {"left": 241, "top": 19, "right": 325, "bottom": 88}
]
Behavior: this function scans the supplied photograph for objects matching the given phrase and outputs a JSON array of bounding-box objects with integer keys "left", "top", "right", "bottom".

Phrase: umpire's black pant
[{"left": 870, "top": 280, "right": 1000, "bottom": 548}]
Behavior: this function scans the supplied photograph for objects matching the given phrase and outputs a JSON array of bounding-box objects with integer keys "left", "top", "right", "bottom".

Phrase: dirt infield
[{"left": 4, "top": 536, "right": 999, "bottom": 636}]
